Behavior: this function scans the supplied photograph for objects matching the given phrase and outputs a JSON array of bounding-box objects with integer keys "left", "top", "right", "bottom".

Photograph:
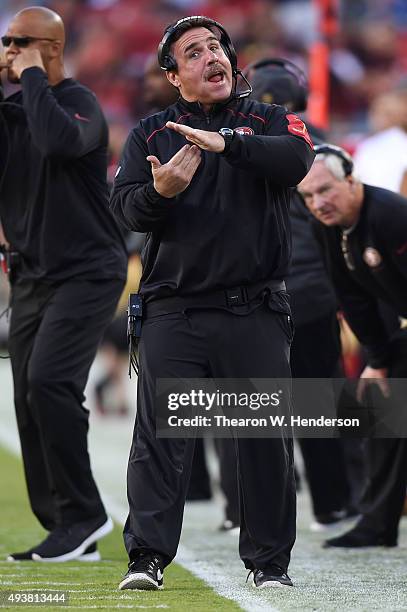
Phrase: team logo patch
[
  {"left": 286, "top": 114, "right": 313, "bottom": 148},
  {"left": 363, "top": 247, "right": 382, "bottom": 268},
  {"left": 74, "top": 112, "right": 90, "bottom": 122},
  {"left": 234, "top": 126, "right": 254, "bottom": 136}
]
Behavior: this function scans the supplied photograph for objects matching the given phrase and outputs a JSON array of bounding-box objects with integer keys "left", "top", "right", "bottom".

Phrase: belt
[{"left": 144, "top": 279, "right": 286, "bottom": 318}]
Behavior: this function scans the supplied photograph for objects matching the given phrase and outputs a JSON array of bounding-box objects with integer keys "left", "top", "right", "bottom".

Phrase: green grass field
[{"left": 0, "top": 445, "right": 239, "bottom": 611}]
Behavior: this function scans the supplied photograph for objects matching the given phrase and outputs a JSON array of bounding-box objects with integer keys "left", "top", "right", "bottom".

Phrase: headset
[
  {"left": 157, "top": 15, "right": 252, "bottom": 99},
  {"left": 314, "top": 143, "right": 354, "bottom": 176},
  {"left": 243, "top": 57, "right": 308, "bottom": 112}
]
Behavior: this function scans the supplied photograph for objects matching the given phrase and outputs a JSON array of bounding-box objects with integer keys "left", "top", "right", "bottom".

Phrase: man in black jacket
[
  {"left": 297, "top": 144, "right": 407, "bottom": 548},
  {"left": 111, "top": 16, "right": 314, "bottom": 590},
  {"left": 0, "top": 7, "right": 127, "bottom": 561}
]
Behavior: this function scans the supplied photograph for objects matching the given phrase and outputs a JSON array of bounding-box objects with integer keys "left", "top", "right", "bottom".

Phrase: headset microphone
[{"left": 235, "top": 69, "right": 252, "bottom": 99}]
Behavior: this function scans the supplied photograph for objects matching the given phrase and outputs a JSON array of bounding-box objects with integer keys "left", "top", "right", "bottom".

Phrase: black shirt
[
  {"left": 0, "top": 67, "right": 127, "bottom": 282},
  {"left": 110, "top": 96, "right": 314, "bottom": 302},
  {"left": 313, "top": 185, "right": 407, "bottom": 367}
]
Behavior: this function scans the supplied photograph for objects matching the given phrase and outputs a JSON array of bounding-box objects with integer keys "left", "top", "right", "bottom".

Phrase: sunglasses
[{"left": 1, "top": 36, "right": 58, "bottom": 48}]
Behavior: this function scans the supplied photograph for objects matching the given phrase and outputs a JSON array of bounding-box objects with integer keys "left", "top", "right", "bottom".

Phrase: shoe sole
[
  {"left": 8, "top": 551, "right": 102, "bottom": 562},
  {"left": 119, "top": 573, "right": 163, "bottom": 591},
  {"left": 252, "top": 580, "right": 293, "bottom": 589},
  {"left": 78, "top": 550, "right": 101, "bottom": 562},
  {"left": 252, "top": 580, "right": 293, "bottom": 588},
  {"left": 323, "top": 542, "right": 397, "bottom": 549},
  {"left": 310, "top": 521, "right": 349, "bottom": 533},
  {"left": 32, "top": 517, "right": 113, "bottom": 563},
  {"left": 310, "top": 514, "right": 361, "bottom": 533}
]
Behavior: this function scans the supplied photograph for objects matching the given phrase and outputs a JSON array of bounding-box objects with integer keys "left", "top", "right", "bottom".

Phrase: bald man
[{"left": 0, "top": 8, "right": 127, "bottom": 561}]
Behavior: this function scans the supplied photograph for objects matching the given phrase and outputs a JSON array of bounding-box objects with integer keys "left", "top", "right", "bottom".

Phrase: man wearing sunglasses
[{"left": 0, "top": 7, "right": 127, "bottom": 561}]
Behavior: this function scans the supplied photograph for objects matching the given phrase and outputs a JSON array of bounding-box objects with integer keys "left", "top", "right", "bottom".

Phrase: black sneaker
[
  {"left": 323, "top": 527, "right": 397, "bottom": 548},
  {"left": 7, "top": 542, "right": 101, "bottom": 562},
  {"left": 27, "top": 515, "right": 113, "bottom": 562},
  {"left": 119, "top": 553, "right": 164, "bottom": 591},
  {"left": 6, "top": 549, "right": 35, "bottom": 562},
  {"left": 251, "top": 567, "right": 293, "bottom": 588}
]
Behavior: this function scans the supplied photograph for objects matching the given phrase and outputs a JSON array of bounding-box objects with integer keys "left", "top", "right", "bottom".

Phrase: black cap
[{"left": 249, "top": 61, "right": 308, "bottom": 112}]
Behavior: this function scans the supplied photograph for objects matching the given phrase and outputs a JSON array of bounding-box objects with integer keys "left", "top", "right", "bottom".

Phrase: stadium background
[
  {"left": 1, "top": 0, "right": 407, "bottom": 145},
  {"left": 0, "top": 1, "right": 407, "bottom": 610}
]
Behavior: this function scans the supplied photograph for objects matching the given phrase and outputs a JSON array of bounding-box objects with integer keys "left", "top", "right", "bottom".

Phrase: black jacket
[
  {"left": 0, "top": 67, "right": 127, "bottom": 282},
  {"left": 286, "top": 122, "right": 337, "bottom": 326},
  {"left": 287, "top": 194, "right": 337, "bottom": 326},
  {"left": 313, "top": 185, "right": 407, "bottom": 367},
  {"left": 110, "top": 96, "right": 314, "bottom": 302}
]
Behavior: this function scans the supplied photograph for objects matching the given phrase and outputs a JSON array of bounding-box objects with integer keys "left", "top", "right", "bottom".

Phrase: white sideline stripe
[
  {"left": 0, "top": 427, "right": 274, "bottom": 612},
  {"left": 0, "top": 425, "right": 20, "bottom": 455}
]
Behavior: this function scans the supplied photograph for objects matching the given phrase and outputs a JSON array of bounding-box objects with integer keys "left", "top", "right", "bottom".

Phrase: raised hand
[
  {"left": 0, "top": 43, "right": 8, "bottom": 72},
  {"left": 147, "top": 144, "right": 201, "bottom": 198},
  {"left": 166, "top": 121, "right": 225, "bottom": 153},
  {"left": 9, "top": 48, "right": 45, "bottom": 79}
]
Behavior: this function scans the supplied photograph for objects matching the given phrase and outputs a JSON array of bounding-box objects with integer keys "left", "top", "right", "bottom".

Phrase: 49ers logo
[
  {"left": 234, "top": 126, "right": 254, "bottom": 136},
  {"left": 286, "top": 114, "right": 313, "bottom": 148}
]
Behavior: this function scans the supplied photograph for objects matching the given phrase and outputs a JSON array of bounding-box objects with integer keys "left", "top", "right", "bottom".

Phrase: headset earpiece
[{"left": 158, "top": 16, "right": 238, "bottom": 75}]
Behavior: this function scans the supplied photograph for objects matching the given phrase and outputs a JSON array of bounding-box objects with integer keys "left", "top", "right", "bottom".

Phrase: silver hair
[{"left": 314, "top": 153, "right": 350, "bottom": 180}]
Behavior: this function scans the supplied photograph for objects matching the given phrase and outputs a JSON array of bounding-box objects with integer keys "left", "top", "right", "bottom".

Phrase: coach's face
[
  {"left": 166, "top": 27, "right": 233, "bottom": 108},
  {"left": 298, "top": 161, "right": 359, "bottom": 228}
]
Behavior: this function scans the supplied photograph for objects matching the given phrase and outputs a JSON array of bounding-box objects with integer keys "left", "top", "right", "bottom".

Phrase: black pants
[
  {"left": 8, "top": 277, "right": 124, "bottom": 530},
  {"left": 291, "top": 313, "right": 351, "bottom": 517},
  {"left": 124, "top": 301, "right": 296, "bottom": 571},
  {"left": 354, "top": 330, "right": 407, "bottom": 541},
  {"left": 217, "top": 311, "right": 352, "bottom": 522},
  {"left": 357, "top": 438, "right": 407, "bottom": 541},
  {"left": 186, "top": 438, "right": 211, "bottom": 500}
]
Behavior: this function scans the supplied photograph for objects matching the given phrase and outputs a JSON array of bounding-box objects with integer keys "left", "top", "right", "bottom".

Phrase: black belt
[{"left": 144, "top": 279, "right": 286, "bottom": 318}]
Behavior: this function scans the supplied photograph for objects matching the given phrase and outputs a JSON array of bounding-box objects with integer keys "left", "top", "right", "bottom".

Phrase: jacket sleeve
[
  {"left": 334, "top": 275, "right": 391, "bottom": 368},
  {"left": 313, "top": 223, "right": 391, "bottom": 368},
  {"left": 222, "top": 106, "right": 315, "bottom": 186},
  {"left": 110, "top": 124, "right": 174, "bottom": 232},
  {"left": 20, "top": 67, "right": 105, "bottom": 159}
]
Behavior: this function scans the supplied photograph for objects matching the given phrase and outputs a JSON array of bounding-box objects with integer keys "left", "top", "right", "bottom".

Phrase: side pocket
[
  {"left": 267, "top": 291, "right": 295, "bottom": 343},
  {"left": 276, "top": 312, "right": 295, "bottom": 344}
]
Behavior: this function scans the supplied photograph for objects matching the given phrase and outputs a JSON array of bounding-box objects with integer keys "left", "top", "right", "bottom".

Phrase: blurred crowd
[{"left": 1, "top": 0, "right": 407, "bottom": 144}]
